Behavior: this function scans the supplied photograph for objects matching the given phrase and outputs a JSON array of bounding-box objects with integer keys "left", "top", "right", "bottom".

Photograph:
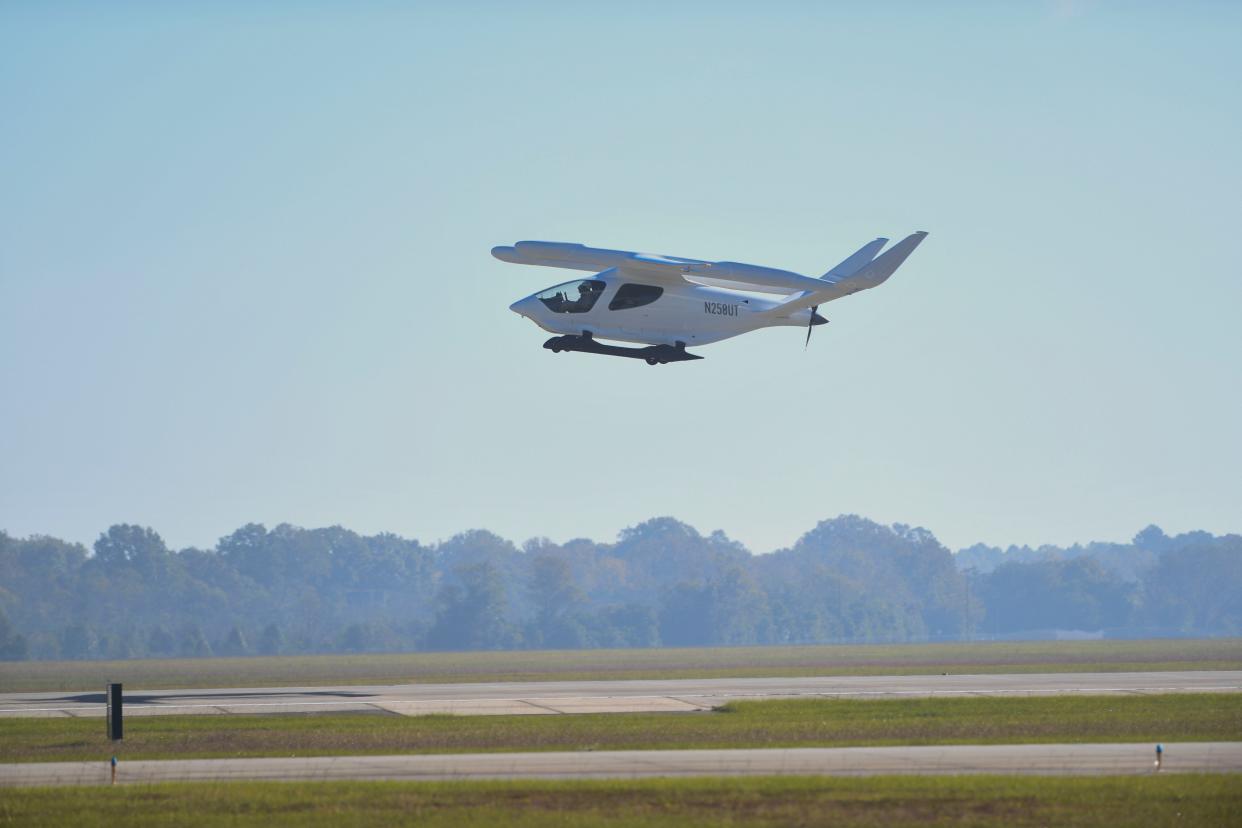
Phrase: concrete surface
[
  {"left": 2, "top": 742, "right": 1239, "bottom": 786},
  {"left": 1, "top": 671, "right": 1238, "bottom": 718}
]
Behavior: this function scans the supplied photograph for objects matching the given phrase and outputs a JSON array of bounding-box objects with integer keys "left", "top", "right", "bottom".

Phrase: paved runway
[
  {"left": 2, "top": 671, "right": 1239, "bottom": 718},
  {"left": 3, "top": 742, "right": 1239, "bottom": 786}
]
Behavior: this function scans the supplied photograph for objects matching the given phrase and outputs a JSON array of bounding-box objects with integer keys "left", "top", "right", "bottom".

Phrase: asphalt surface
[
  {"left": 3, "top": 742, "right": 1239, "bottom": 786},
  {"left": 2, "top": 671, "right": 1239, "bottom": 718}
]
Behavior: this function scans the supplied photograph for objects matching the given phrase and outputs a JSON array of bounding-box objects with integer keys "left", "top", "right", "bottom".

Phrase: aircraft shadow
[{"left": 53, "top": 689, "right": 376, "bottom": 704}]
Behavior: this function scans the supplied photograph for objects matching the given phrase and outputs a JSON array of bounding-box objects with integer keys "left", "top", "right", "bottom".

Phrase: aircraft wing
[
  {"left": 491, "top": 241, "right": 705, "bottom": 275},
  {"left": 492, "top": 241, "right": 832, "bottom": 295}
]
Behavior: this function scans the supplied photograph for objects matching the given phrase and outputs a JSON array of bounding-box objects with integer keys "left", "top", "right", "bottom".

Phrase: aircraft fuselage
[{"left": 509, "top": 267, "right": 816, "bottom": 347}]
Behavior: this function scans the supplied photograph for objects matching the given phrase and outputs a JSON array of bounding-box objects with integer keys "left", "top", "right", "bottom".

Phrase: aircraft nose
[{"left": 510, "top": 297, "right": 534, "bottom": 318}]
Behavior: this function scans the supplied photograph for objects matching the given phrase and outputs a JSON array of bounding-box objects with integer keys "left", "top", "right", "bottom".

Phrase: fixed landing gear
[{"left": 543, "top": 334, "right": 702, "bottom": 364}]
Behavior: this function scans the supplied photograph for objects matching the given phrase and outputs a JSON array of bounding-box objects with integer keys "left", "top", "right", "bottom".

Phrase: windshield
[{"left": 536, "top": 279, "right": 606, "bottom": 314}]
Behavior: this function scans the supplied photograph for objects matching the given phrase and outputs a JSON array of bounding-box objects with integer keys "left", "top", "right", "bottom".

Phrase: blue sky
[{"left": 2, "top": 2, "right": 1240, "bottom": 554}]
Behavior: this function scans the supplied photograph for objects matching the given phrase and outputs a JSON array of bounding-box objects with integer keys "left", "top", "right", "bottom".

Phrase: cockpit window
[
  {"left": 608, "top": 283, "right": 664, "bottom": 311},
  {"left": 536, "top": 280, "right": 606, "bottom": 314}
]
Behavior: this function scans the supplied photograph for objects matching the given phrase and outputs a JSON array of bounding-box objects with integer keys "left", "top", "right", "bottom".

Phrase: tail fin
[
  {"left": 842, "top": 231, "right": 928, "bottom": 291},
  {"left": 823, "top": 238, "right": 887, "bottom": 281},
  {"left": 758, "top": 231, "right": 928, "bottom": 320}
]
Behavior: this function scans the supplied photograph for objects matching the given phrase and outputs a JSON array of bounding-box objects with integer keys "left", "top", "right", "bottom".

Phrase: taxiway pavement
[
  {"left": 1, "top": 671, "right": 1239, "bottom": 718},
  {"left": 2, "top": 742, "right": 1239, "bottom": 786}
]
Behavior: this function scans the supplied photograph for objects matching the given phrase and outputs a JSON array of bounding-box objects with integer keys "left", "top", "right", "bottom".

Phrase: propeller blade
[{"left": 805, "top": 305, "right": 818, "bottom": 349}]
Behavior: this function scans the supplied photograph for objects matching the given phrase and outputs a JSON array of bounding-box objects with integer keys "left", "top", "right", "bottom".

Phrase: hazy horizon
[{"left": 0, "top": 511, "right": 1225, "bottom": 558}]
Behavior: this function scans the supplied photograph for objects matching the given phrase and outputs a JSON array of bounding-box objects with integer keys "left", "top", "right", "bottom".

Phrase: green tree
[
  {"left": 978, "top": 558, "right": 1133, "bottom": 633},
  {"left": 93, "top": 525, "right": 171, "bottom": 577},
  {"left": 710, "top": 567, "right": 768, "bottom": 645},
  {"left": 178, "top": 623, "right": 213, "bottom": 657},
  {"left": 59, "top": 624, "right": 97, "bottom": 659},
  {"left": 218, "top": 626, "right": 249, "bottom": 656},
  {"left": 658, "top": 582, "right": 714, "bottom": 646},
  {"left": 0, "top": 607, "right": 29, "bottom": 661},
  {"left": 588, "top": 604, "right": 659, "bottom": 647},
  {"left": 425, "top": 563, "right": 516, "bottom": 651},
  {"left": 527, "top": 555, "right": 587, "bottom": 648},
  {"left": 257, "top": 623, "right": 285, "bottom": 655},
  {"left": 147, "top": 626, "right": 176, "bottom": 656},
  {"left": 1144, "top": 537, "right": 1242, "bottom": 634}
]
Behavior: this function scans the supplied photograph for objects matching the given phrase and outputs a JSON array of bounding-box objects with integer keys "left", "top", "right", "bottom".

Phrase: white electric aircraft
[{"left": 496, "top": 231, "right": 927, "bottom": 364}]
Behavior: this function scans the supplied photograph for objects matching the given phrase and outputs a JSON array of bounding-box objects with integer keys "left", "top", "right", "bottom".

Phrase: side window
[{"left": 608, "top": 283, "right": 664, "bottom": 311}]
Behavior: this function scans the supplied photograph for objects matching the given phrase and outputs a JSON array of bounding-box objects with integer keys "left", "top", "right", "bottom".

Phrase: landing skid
[{"left": 543, "top": 334, "right": 703, "bottom": 365}]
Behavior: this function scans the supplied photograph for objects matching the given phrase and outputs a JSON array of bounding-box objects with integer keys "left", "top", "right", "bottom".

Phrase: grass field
[
  {"left": 2, "top": 639, "right": 1240, "bottom": 693},
  {"left": 2, "top": 775, "right": 1240, "bottom": 827},
  {"left": 4, "top": 693, "right": 1238, "bottom": 763}
]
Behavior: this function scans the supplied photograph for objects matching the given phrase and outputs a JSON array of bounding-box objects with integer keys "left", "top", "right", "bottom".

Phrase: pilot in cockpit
[{"left": 573, "top": 281, "right": 601, "bottom": 311}]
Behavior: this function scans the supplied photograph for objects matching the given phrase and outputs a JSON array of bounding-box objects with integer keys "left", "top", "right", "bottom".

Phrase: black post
[{"left": 106, "top": 683, "right": 123, "bottom": 741}]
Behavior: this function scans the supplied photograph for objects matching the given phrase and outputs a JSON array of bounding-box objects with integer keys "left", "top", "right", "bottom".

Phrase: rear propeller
[{"left": 805, "top": 306, "right": 827, "bottom": 349}]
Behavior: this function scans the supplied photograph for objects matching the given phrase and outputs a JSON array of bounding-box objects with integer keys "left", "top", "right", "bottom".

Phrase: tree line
[{"left": 0, "top": 516, "right": 1238, "bottom": 661}]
